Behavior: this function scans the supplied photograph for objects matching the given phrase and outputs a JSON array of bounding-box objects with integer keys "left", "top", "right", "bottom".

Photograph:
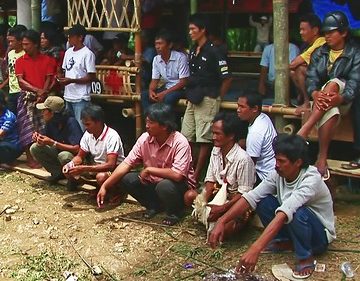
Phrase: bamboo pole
[
  {"left": 273, "top": 0, "right": 289, "bottom": 130},
  {"left": 190, "top": 0, "right": 197, "bottom": 15},
  {"left": 134, "top": 29, "right": 142, "bottom": 138},
  {"left": 31, "top": 0, "right": 40, "bottom": 31}
]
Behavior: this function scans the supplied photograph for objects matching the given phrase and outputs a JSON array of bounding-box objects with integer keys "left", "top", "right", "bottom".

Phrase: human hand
[
  {"left": 32, "top": 132, "right": 40, "bottom": 142},
  {"left": 57, "top": 77, "right": 72, "bottom": 86},
  {"left": 207, "top": 204, "right": 225, "bottom": 222},
  {"left": 258, "top": 83, "right": 266, "bottom": 96},
  {"left": 68, "top": 165, "right": 84, "bottom": 177},
  {"left": 138, "top": 168, "right": 151, "bottom": 185},
  {"left": 97, "top": 186, "right": 107, "bottom": 208},
  {"left": 36, "top": 135, "right": 54, "bottom": 146},
  {"left": 149, "top": 90, "right": 158, "bottom": 102},
  {"left": 156, "top": 91, "right": 167, "bottom": 102},
  {"left": 62, "top": 161, "right": 75, "bottom": 174},
  {"left": 312, "top": 91, "right": 328, "bottom": 111},
  {"left": 235, "top": 246, "right": 260, "bottom": 274},
  {"left": 323, "top": 91, "right": 343, "bottom": 108},
  {"left": 207, "top": 221, "right": 226, "bottom": 249}
]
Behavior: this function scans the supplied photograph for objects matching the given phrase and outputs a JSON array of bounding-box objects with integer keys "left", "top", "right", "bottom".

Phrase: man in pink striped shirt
[{"left": 97, "top": 103, "right": 196, "bottom": 226}]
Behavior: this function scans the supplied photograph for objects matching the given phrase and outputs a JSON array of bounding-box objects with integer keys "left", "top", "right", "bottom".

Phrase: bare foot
[
  {"left": 26, "top": 160, "right": 42, "bottom": 169},
  {"left": 294, "top": 103, "right": 311, "bottom": 116}
]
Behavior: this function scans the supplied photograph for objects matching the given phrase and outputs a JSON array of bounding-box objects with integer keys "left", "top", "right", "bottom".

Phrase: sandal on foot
[
  {"left": 162, "top": 214, "right": 180, "bottom": 226},
  {"left": 341, "top": 158, "right": 360, "bottom": 170},
  {"left": 143, "top": 209, "right": 160, "bottom": 219},
  {"left": 292, "top": 260, "right": 316, "bottom": 279}
]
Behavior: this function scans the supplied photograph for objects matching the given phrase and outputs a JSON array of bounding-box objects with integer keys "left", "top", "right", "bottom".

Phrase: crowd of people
[{"left": 1, "top": 10, "right": 359, "bottom": 279}]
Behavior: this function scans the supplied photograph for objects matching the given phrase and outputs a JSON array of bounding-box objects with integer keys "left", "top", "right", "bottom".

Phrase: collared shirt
[
  {"left": 124, "top": 131, "right": 196, "bottom": 187},
  {"left": 188, "top": 40, "right": 230, "bottom": 89},
  {"left": 46, "top": 115, "right": 83, "bottom": 145},
  {"left": 243, "top": 166, "right": 336, "bottom": 243},
  {"left": 205, "top": 143, "right": 256, "bottom": 194},
  {"left": 260, "top": 43, "right": 300, "bottom": 83},
  {"left": 80, "top": 124, "right": 125, "bottom": 165},
  {"left": 15, "top": 53, "right": 54, "bottom": 89},
  {"left": 300, "top": 37, "right": 326, "bottom": 65},
  {"left": 152, "top": 50, "right": 189, "bottom": 89},
  {"left": 0, "top": 109, "right": 20, "bottom": 148}
]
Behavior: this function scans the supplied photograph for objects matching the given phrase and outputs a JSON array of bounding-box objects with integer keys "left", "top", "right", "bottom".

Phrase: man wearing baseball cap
[{"left": 30, "top": 96, "right": 83, "bottom": 184}]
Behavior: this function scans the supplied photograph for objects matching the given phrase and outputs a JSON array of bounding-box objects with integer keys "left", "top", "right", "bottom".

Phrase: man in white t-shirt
[
  {"left": 237, "top": 92, "right": 277, "bottom": 184},
  {"left": 59, "top": 24, "right": 96, "bottom": 131},
  {"left": 63, "top": 104, "right": 125, "bottom": 191}
]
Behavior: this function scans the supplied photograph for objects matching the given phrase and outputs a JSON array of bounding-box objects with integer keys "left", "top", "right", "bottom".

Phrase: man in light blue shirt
[
  {"left": 258, "top": 43, "right": 300, "bottom": 97},
  {"left": 141, "top": 30, "right": 189, "bottom": 112}
]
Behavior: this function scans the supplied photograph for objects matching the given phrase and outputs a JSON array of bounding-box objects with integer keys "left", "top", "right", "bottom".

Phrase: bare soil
[{"left": 0, "top": 170, "right": 359, "bottom": 281}]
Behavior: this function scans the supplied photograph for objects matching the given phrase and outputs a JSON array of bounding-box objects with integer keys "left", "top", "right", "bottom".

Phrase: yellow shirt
[
  {"left": 300, "top": 37, "right": 326, "bottom": 65},
  {"left": 327, "top": 49, "right": 344, "bottom": 73},
  {"left": 8, "top": 49, "right": 25, "bottom": 94}
]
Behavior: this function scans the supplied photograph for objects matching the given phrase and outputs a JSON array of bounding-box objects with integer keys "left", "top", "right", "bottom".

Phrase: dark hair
[
  {"left": 189, "top": 13, "right": 209, "bottom": 31},
  {"left": 272, "top": 134, "right": 310, "bottom": 168},
  {"left": 212, "top": 112, "right": 246, "bottom": 142},
  {"left": 22, "top": 29, "right": 40, "bottom": 46},
  {"left": 67, "top": 23, "right": 87, "bottom": 37},
  {"left": 80, "top": 104, "right": 105, "bottom": 122},
  {"left": 113, "top": 32, "right": 130, "bottom": 44},
  {"left": 0, "top": 93, "right": 6, "bottom": 112},
  {"left": 146, "top": 103, "right": 177, "bottom": 132},
  {"left": 155, "top": 29, "right": 173, "bottom": 44},
  {"left": 50, "top": 109, "right": 73, "bottom": 126},
  {"left": 239, "top": 91, "right": 263, "bottom": 111},
  {"left": 8, "top": 24, "right": 27, "bottom": 41},
  {"left": 299, "top": 13, "right": 322, "bottom": 30},
  {"left": 41, "top": 27, "right": 58, "bottom": 46}
]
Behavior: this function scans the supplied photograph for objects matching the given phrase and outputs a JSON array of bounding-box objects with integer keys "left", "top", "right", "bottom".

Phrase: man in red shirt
[{"left": 15, "top": 29, "right": 54, "bottom": 168}]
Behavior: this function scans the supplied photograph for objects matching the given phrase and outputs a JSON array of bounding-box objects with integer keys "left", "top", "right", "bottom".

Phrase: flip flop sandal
[
  {"left": 162, "top": 214, "right": 180, "bottom": 226},
  {"left": 341, "top": 160, "right": 360, "bottom": 170},
  {"left": 292, "top": 260, "right": 317, "bottom": 279}
]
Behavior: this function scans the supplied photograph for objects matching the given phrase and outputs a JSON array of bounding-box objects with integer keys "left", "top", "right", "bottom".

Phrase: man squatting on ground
[
  {"left": 208, "top": 134, "right": 335, "bottom": 279},
  {"left": 97, "top": 103, "right": 196, "bottom": 226},
  {"left": 63, "top": 104, "right": 125, "bottom": 191}
]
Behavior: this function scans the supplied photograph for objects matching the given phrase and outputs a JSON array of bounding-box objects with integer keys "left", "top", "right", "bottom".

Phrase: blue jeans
[
  {"left": 256, "top": 195, "right": 328, "bottom": 260},
  {"left": 65, "top": 100, "right": 89, "bottom": 131},
  {"left": 141, "top": 88, "right": 184, "bottom": 113}
]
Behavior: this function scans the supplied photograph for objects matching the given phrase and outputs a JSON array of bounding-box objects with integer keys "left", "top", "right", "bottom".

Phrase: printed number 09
[{"left": 91, "top": 80, "right": 102, "bottom": 94}]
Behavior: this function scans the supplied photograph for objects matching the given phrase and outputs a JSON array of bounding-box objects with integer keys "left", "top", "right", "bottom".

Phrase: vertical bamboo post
[
  {"left": 17, "top": 0, "right": 32, "bottom": 28},
  {"left": 190, "top": 0, "right": 197, "bottom": 15},
  {"left": 134, "top": 31, "right": 142, "bottom": 138},
  {"left": 273, "top": 0, "right": 289, "bottom": 130},
  {"left": 31, "top": 0, "right": 41, "bottom": 31}
]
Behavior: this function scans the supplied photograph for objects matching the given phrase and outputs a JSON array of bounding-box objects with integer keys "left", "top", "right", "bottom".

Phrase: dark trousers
[
  {"left": 121, "top": 172, "right": 187, "bottom": 217},
  {"left": 0, "top": 142, "right": 22, "bottom": 164},
  {"left": 256, "top": 195, "right": 328, "bottom": 260},
  {"left": 352, "top": 96, "right": 360, "bottom": 152}
]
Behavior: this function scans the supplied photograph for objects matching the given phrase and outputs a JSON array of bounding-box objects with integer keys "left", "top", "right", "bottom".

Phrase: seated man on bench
[{"left": 297, "top": 11, "right": 360, "bottom": 179}]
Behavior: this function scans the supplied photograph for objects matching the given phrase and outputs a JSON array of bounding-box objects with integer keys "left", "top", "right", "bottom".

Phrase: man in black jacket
[{"left": 297, "top": 11, "right": 360, "bottom": 178}]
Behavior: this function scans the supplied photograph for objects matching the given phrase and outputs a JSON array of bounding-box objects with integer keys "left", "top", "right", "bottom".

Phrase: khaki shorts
[
  {"left": 316, "top": 78, "right": 351, "bottom": 128},
  {"left": 181, "top": 96, "right": 221, "bottom": 143}
]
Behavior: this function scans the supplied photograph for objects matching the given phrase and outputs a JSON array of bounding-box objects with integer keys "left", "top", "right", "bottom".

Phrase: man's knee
[
  {"left": 155, "top": 179, "right": 176, "bottom": 196},
  {"left": 29, "top": 142, "right": 40, "bottom": 157},
  {"left": 96, "top": 172, "right": 110, "bottom": 186},
  {"left": 58, "top": 151, "right": 74, "bottom": 165},
  {"left": 120, "top": 172, "right": 140, "bottom": 190}
]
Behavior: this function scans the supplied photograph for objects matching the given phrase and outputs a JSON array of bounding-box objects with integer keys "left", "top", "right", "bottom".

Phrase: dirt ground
[{"left": 0, "top": 170, "right": 359, "bottom": 281}]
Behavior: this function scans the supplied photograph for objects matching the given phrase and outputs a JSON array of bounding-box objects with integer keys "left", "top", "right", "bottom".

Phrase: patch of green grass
[
  {"left": 133, "top": 267, "right": 148, "bottom": 276},
  {"left": 10, "top": 251, "right": 79, "bottom": 281}
]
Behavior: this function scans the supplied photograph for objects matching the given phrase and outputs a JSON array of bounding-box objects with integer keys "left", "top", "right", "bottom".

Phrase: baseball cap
[
  {"left": 67, "top": 23, "right": 87, "bottom": 37},
  {"left": 36, "top": 96, "right": 65, "bottom": 113}
]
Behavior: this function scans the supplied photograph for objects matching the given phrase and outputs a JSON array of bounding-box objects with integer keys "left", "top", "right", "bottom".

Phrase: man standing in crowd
[
  {"left": 5, "top": 25, "right": 27, "bottom": 114},
  {"left": 0, "top": 94, "right": 22, "bottom": 168},
  {"left": 209, "top": 134, "right": 335, "bottom": 279},
  {"left": 97, "top": 103, "right": 196, "bottom": 226},
  {"left": 16, "top": 29, "right": 54, "bottom": 168},
  {"left": 249, "top": 15, "right": 272, "bottom": 52},
  {"left": 141, "top": 30, "right": 189, "bottom": 113},
  {"left": 237, "top": 92, "right": 277, "bottom": 184},
  {"left": 181, "top": 14, "right": 232, "bottom": 182},
  {"left": 290, "top": 14, "right": 325, "bottom": 114},
  {"left": 194, "top": 112, "right": 255, "bottom": 240},
  {"left": 63, "top": 104, "right": 124, "bottom": 191},
  {"left": 59, "top": 24, "right": 96, "bottom": 130},
  {"left": 30, "top": 96, "right": 83, "bottom": 183},
  {"left": 297, "top": 11, "right": 360, "bottom": 178}
]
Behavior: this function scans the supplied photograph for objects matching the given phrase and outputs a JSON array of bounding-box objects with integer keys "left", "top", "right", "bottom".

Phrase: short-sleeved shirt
[
  {"left": 80, "top": 124, "right": 125, "bottom": 165},
  {"left": 205, "top": 144, "right": 256, "bottom": 194},
  {"left": 124, "top": 131, "right": 196, "bottom": 188},
  {"left": 15, "top": 53, "right": 54, "bottom": 89},
  {"left": 45, "top": 115, "right": 83, "bottom": 145},
  {"left": 152, "top": 50, "right": 189, "bottom": 89},
  {"left": 62, "top": 46, "right": 96, "bottom": 102},
  {"left": 8, "top": 49, "right": 25, "bottom": 94},
  {"left": 300, "top": 37, "right": 326, "bottom": 65},
  {"left": 188, "top": 40, "right": 230, "bottom": 91},
  {"left": 260, "top": 43, "right": 300, "bottom": 83},
  {"left": 246, "top": 113, "right": 277, "bottom": 180},
  {"left": 0, "top": 109, "right": 20, "bottom": 147}
]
